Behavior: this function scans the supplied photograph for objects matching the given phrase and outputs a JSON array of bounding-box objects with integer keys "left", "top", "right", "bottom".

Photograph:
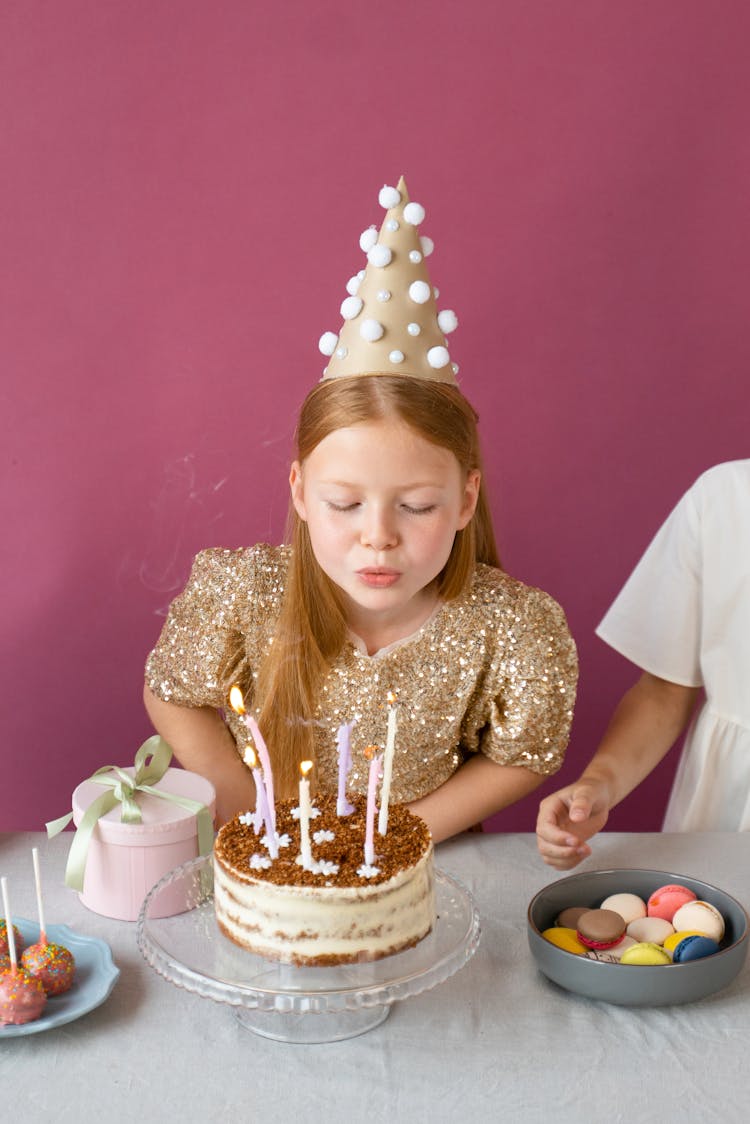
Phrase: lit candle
[
  {"left": 298, "top": 760, "right": 314, "bottom": 870},
  {"left": 378, "top": 692, "right": 398, "bottom": 835},
  {"left": 336, "top": 720, "right": 356, "bottom": 816},
  {"left": 243, "top": 744, "right": 269, "bottom": 837},
  {"left": 364, "top": 747, "right": 383, "bottom": 867},
  {"left": 229, "top": 685, "right": 276, "bottom": 836}
]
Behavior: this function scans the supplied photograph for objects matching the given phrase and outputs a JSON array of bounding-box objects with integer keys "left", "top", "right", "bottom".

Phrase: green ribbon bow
[{"left": 46, "top": 736, "right": 214, "bottom": 892}]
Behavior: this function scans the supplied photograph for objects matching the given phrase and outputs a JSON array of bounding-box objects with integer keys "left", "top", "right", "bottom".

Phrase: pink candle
[
  {"left": 243, "top": 745, "right": 269, "bottom": 837},
  {"left": 229, "top": 686, "right": 276, "bottom": 837},
  {"left": 364, "top": 747, "right": 383, "bottom": 867},
  {"left": 336, "top": 720, "right": 356, "bottom": 817}
]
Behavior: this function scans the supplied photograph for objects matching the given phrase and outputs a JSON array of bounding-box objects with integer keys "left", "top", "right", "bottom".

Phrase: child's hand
[{"left": 535, "top": 781, "right": 610, "bottom": 870}]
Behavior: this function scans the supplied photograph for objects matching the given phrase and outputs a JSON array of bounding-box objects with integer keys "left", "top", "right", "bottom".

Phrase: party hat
[{"left": 318, "top": 177, "right": 459, "bottom": 384}]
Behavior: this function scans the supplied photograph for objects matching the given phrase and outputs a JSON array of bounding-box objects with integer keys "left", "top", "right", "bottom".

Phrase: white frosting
[{"left": 214, "top": 846, "right": 435, "bottom": 965}]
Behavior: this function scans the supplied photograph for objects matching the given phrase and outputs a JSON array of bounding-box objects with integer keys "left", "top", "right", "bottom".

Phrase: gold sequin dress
[{"left": 145, "top": 544, "right": 577, "bottom": 802}]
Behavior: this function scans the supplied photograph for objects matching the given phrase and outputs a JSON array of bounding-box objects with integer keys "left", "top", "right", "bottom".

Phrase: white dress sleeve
[{"left": 595, "top": 485, "right": 703, "bottom": 687}]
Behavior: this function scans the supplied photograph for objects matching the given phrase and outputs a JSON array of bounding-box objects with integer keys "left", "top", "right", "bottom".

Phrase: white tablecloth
[{"left": 1, "top": 830, "right": 748, "bottom": 1123}]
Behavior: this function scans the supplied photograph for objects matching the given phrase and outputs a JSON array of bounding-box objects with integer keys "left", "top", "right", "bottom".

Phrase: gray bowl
[{"left": 527, "top": 868, "right": 748, "bottom": 1006}]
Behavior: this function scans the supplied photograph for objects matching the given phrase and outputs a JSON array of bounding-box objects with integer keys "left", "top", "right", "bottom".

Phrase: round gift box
[{"left": 72, "top": 767, "right": 215, "bottom": 921}]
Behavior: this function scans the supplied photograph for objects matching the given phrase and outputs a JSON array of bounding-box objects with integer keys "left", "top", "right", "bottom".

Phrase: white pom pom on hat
[
  {"left": 437, "top": 309, "right": 458, "bottom": 333},
  {"left": 403, "top": 201, "right": 425, "bottom": 226},
  {"left": 367, "top": 243, "right": 392, "bottom": 268},
  {"left": 318, "top": 332, "right": 338, "bottom": 357},
  {"left": 340, "top": 296, "right": 363, "bottom": 320},
  {"left": 378, "top": 184, "right": 401, "bottom": 208},
  {"left": 359, "top": 227, "right": 378, "bottom": 252}
]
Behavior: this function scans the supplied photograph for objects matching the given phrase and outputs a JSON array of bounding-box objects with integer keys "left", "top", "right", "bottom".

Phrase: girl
[
  {"left": 536, "top": 459, "right": 750, "bottom": 869},
  {"left": 144, "top": 180, "right": 578, "bottom": 841}
]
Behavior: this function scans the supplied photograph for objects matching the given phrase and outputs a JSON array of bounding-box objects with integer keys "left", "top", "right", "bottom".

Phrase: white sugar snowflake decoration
[
  {"left": 357, "top": 863, "right": 380, "bottom": 879},
  {"left": 249, "top": 853, "right": 272, "bottom": 870},
  {"left": 313, "top": 829, "right": 335, "bottom": 844}
]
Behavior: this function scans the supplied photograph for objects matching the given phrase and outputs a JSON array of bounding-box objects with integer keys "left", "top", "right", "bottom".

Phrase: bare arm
[
  {"left": 536, "top": 671, "right": 701, "bottom": 869},
  {"left": 409, "top": 755, "right": 545, "bottom": 843},
  {"left": 143, "top": 685, "right": 256, "bottom": 825}
]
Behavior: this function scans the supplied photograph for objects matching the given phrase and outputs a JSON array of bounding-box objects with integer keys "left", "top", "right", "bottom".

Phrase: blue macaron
[{"left": 672, "top": 934, "right": 721, "bottom": 963}]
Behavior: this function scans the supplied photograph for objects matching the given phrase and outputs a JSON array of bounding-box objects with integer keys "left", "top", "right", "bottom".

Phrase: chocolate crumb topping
[{"left": 215, "top": 793, "right": 431, "bottom": 888}]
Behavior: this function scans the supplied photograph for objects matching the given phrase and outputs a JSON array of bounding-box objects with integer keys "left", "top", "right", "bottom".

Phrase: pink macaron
[{"left": 647, "top": 884, "right": 697, "bottom": 922}]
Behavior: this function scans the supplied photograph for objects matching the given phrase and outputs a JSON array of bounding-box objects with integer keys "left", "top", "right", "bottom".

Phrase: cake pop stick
[
  {"left": 32, "top": 847, "right": 47, "bottom": 943},
  {"left": 22, "top": 853, "right": 76, "bottom": 996},
  {"left": 1, "top": 878, "right": 18, "bottom": 970}
]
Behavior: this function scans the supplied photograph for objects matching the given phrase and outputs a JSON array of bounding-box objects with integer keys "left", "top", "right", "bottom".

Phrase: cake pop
[
  {"left": 0, "top": 919, "right": 24, "bottom": 958},
  {"left": 0, "top": 877, "right": 47, "bottom": 1026},
  {"left": 19, "top": 848, "right": 76, "bottom": 996}
]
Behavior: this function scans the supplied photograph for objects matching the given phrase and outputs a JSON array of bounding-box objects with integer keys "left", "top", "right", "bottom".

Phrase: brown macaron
[
  {"left": 556, "top": 906, "right": 590, "bottom": 930},
  {"left": 576, "top": 908, "right": 627, "bottom": 950}
]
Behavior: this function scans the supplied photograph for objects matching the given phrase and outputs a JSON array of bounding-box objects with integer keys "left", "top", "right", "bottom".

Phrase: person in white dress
[{"left": 536, "top": 460, "right": 750, "bottom": 869}]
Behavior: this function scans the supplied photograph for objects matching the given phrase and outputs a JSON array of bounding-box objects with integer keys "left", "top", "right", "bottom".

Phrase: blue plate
[{"left": 1, "top": 918, "right": 119, "bottom": 1036}]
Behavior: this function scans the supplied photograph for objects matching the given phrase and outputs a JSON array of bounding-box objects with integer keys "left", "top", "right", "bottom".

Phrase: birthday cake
[{"left": 213, "top": 794, "right": 435, "bottom": 966}]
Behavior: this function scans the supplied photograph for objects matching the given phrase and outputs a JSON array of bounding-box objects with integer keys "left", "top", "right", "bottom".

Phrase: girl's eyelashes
[
  {"left": 324, "top": 499, "right": 437, "bottom": 516},
  {"left": 325, "top": 500, "right": 360, "bottom": 512}
]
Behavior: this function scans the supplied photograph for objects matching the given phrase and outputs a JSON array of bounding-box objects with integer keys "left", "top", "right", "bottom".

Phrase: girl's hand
[{"left": 535, "top": 781, "right": 611, "bottom": 870}]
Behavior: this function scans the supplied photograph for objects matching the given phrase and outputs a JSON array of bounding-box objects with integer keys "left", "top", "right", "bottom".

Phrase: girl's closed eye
[
  {"left": 401, "top": 503, "right": 437, "bottom": 515},
  {"left": 325, "top": 499, "right": 360, "bottom": 512}
]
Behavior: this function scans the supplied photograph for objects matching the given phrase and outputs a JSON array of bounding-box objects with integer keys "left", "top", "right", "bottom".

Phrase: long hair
[{"left": 242, "top": 375, "right": 500, "bottom": 796}]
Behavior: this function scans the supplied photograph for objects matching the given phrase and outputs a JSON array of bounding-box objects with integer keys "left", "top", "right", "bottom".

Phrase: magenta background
[{"left": 2, "top": 1, "right": 748, "bottom": 832}]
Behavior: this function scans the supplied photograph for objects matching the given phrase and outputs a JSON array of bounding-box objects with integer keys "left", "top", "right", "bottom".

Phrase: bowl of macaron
[{"left": 527, "top": 869, "right": 748, "bottom": 1006}]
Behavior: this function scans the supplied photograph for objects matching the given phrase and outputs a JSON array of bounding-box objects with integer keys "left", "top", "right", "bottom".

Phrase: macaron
[
  {"left": 600, "top": 893, "right": 647, "bottom": 924},
  {"left": 620, "top": 941, "right": 672, "bottom": 966},
  {"left": 627, "top": 916, "right": 674, "bottom": 945},
  {"left": 671, "top": 900, "right": 725, "bottom": 942},
  {"left": 555, "top": 906, "right": 590, "bottom": 930},
  {"left": 647, "top": 884, "right": 697, "bottom": 922},
  {"left": 542, "top": 927, "right": 588, "bottom": 955},
  {"left": 671, "top": 935, "right": 721, "bottom": 963},
  {"left": 663, "top": 930, "right": 704, "bottom": 960},
  {"left": 585, "top": 936, "right": 638, "bottom": 962},
  {"left": 576, "top": 909, "right": 627, "bottom": 950}
]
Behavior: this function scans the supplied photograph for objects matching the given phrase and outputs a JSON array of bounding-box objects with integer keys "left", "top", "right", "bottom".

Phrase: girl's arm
[
  {"left": 535, "top": 671, "right": 701, "bottom": 870},
  {"left": 143, "top": 685, "right": 256, "bottom": 825},
  {"left": 408, "top": 756, "right": 545, "bottom": 843}
]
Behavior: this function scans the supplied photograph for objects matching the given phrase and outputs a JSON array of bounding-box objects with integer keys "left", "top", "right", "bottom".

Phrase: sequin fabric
[{"left": 145, "top": 544, "right": 578, "bottom": 803}]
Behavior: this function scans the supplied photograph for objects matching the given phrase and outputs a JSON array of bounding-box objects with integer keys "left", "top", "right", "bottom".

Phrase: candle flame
[
  {"left": 228, "top": 685, "right": 246, "bottom": 715},
  {"left": 300, "top": 760, "right": 313, "bottom": 778},
  {"left": 387, "top": 691, "right": 397, "bottom": 707},
  {"left": 244, "top": 745, "right": 258, "bottom": 769},
  {"left": 363, "top": 744, "right": 380, "bottom": 761}
]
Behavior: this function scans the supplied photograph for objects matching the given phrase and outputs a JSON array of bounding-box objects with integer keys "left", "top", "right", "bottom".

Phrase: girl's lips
[{"left": 356, "top": 569, "right": 401, "bottom": 588}]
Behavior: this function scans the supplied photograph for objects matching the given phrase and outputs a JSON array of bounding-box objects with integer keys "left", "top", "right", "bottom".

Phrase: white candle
[
  {"left": 378, "top": 692, "right": 398, "bottom": 835},
  {"left": 298, "top": 761, "right": 314, "bottom": 870},
  {"left": 336, "top": 720, "right": 356, "bottom": 816},
  {"left": 365, "top": 749, "right": 383, "bottom": 867}
]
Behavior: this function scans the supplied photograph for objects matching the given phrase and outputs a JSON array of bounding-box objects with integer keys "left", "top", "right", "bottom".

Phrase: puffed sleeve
[
  {"left": 596, "top": 485, "right": 703, "bottom": 686},
  {"left": 144, "top": 547, "right": 251, "bottom": 708},
  {"left": 464, "top": 583, "right": 578, "bottom": 776}
]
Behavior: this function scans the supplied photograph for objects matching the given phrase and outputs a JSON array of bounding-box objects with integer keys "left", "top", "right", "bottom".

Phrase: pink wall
[{"left": 3, "top": 1, "right": 749, "bottom": 832}]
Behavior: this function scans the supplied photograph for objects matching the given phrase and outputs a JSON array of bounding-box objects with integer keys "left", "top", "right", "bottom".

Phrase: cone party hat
[{"left": 318, "top": 177, "right": 459, "bottom": 384}]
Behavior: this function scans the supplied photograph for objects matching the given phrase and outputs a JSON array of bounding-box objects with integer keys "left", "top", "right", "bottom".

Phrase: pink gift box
[{"left": 72, "top": 767, "right": 215, "bottom": 921}]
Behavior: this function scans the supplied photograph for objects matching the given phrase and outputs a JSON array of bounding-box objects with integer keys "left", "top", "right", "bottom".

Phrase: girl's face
[{"left": 290, "top": 417, "right": 480, "bottom": 646}]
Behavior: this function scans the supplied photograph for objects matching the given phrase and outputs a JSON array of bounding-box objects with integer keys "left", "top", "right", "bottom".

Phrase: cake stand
[{"left": 136, "top": 856, "right": 480, "bottom": 1044}]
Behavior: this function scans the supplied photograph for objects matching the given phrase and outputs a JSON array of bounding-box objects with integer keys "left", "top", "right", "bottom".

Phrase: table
[{"left": 2, "top": 830, "right": 748, "bottom": 1123}]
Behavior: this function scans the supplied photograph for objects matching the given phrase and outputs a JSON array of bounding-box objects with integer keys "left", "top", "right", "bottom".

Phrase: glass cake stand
[{"left": 136, "top": 856, "right": 480, "bottom": 1044}]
